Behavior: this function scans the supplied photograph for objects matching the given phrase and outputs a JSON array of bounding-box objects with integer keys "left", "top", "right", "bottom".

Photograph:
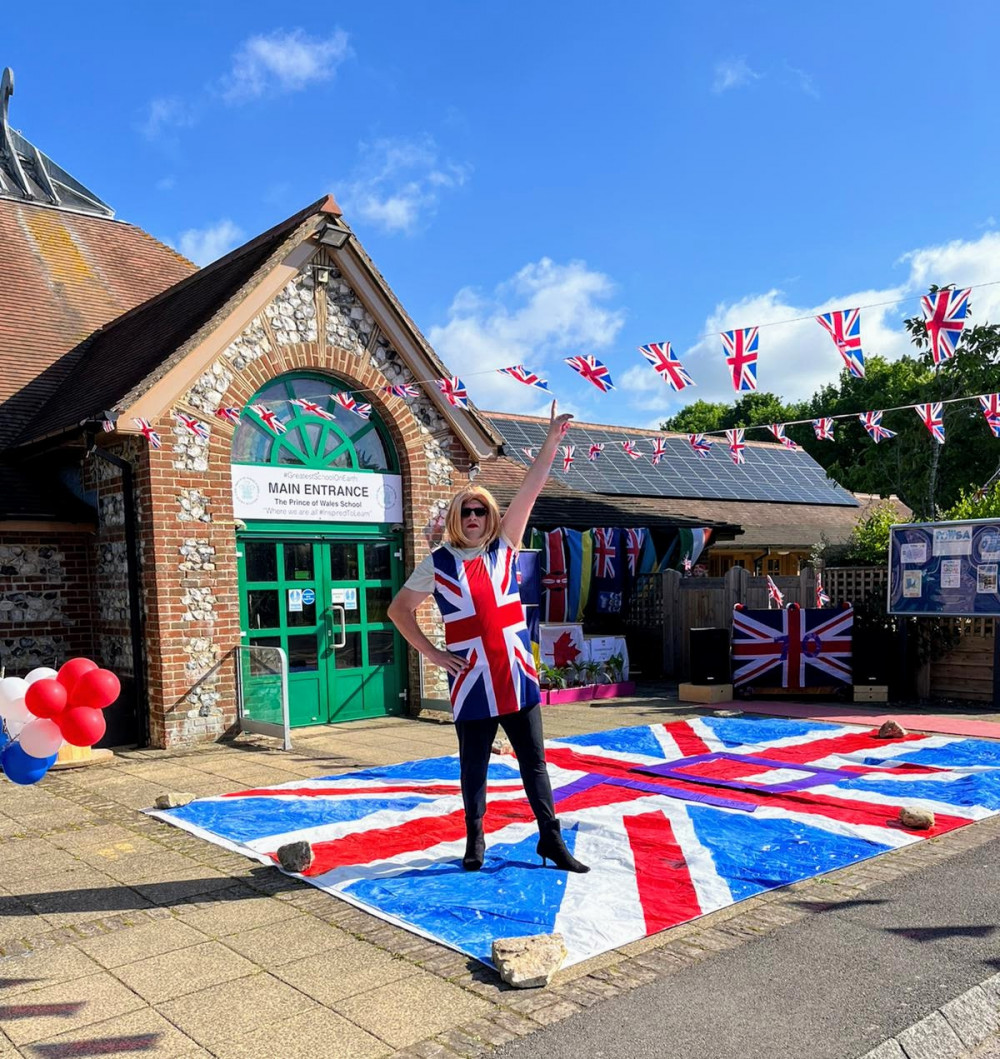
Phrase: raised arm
[{"left": 501, "top": 399, "right": 572, "bottom": 548}]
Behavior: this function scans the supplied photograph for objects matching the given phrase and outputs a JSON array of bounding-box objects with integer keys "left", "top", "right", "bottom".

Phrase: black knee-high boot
[
  {"left": 536, "top": 818, "right": 589, "bottom": 873},
  {"left": 463, "top": 817, "right": 485, "bottom": 871}
]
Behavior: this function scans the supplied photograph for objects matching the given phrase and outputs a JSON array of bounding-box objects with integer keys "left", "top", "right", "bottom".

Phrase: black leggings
[{"left": 455, "top": 705, "right": 557, "bottom": 828}]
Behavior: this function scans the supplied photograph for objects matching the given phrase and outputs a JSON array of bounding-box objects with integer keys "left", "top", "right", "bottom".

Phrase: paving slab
[
  {"left": 271, "top": 940, "right": 413, "bottom": 1003},
  {"left": 19, "top": 1005, "right": 204, "bottom": 1059},
  {"left": 0, "top": 946, "right": 103, "bottom": 997},
  {"left": 75, "top": 917, "right": 210, "bottom": 969},
  {"left": 109, "top": 939, "right": 259, "bottom": 1003},
  {"left": 208, "top": 1006, "right": 391, "bottom": 1059},
  {"left": 219, "top": 912, "right": 355, "bottom": 966}
]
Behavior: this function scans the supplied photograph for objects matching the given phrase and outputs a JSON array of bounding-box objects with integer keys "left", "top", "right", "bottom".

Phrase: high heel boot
[
  {"left": 463, "top": 818, "right": 485, "bottom": 871},
  {"left": 536, "top": 819, "right": 589, "bottom": 873}
]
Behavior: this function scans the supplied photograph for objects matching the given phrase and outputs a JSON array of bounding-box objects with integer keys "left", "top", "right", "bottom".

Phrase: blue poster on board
[{"left": 888, "top": 519, "right": 1000, "bottom": 616}]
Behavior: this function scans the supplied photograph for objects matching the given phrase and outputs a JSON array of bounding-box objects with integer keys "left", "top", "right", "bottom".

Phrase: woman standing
[{"left": 387, "top": 401, "right": 588, "bottom": 874}]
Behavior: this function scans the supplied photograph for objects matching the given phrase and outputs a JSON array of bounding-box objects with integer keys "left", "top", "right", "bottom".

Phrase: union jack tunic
[{"left": 431, "top": 539, "right": 540, "bottom": 723}]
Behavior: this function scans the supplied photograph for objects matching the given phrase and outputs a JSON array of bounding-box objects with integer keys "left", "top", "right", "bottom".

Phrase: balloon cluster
[{"left": 0, "top": 658, "right": 120, "bottom": 785}]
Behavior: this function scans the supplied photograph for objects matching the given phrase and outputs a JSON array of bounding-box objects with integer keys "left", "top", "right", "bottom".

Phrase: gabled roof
[{"left": 486, "top": 412, "right": 858, "bottom": 508}]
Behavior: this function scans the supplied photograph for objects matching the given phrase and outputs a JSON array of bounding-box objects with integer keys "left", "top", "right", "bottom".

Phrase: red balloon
[
  {"left": 56, "top": 706, "right": 106, "bottom": 747},
  {"left": 56, "top": 657, "right": 99, "bottom": 695},
  {"left": 25, "top": 679, "right": 68, "bottom": 719},
  {"left": 69, "top": 669, "right": 121, "bottom": 710}
]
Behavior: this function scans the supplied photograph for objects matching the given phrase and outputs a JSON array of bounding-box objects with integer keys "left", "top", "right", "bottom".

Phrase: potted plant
[
  {"left": 539, "top": 662, "right": 594, "bottom": 704},
  {"left": 593, "top": 652, "right": 636, "bottom": 699}
]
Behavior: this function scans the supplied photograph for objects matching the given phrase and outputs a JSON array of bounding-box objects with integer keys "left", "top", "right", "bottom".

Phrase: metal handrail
[{"left": 233, "top": 644, "right": 292, "bottom": 750}]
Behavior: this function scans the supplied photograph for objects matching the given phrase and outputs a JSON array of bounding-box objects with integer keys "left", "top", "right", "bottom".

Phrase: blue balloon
[{"left": 0, "top": 741, "right": 56, "bottom": 785}]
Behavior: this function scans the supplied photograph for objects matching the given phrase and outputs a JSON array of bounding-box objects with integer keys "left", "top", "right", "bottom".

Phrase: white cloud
[
  {"left": 428, "top": 258, "right": 626, "bottom": 415},
  {"left": 339, "top": 136, "right": 471, "bottom": 234},
  {"left": 712, "top": 58, "right": 761, "bottom": 94},
  {"left": 222, "top": 28, "right": 351, "bottom": 103},
  {"left": 175, "top": 220, "right": 245, "bottom": 266},
  {"left": 140, "top": 97, "right": 196, "bottom": 141}
]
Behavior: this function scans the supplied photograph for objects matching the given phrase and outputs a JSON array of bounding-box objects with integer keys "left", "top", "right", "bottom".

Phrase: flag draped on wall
[
  {"left": 563, "top": 529, "right": 586, "bottom": 624},
  {"left": 591, "top": 528, "right": 624, "bottom": 614},
  {"left": 540, "top": 529, "right": 569, "bottom": 622}
]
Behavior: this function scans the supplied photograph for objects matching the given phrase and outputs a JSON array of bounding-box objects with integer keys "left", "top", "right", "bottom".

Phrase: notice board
[{"left": 888, "top": 519, "right": 1000, "bottom": 616}]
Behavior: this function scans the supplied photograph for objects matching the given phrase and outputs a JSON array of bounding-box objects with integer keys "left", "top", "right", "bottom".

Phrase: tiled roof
[{"left": 0, "top": 199, "right": 194, "bottom": 447}]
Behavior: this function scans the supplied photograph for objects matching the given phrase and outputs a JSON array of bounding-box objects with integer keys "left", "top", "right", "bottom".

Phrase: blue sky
[{"left": 5, "top": 2, "right": 1000, "bottom": 427}]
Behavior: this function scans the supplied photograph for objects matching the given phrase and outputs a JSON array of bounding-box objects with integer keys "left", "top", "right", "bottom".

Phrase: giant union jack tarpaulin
[
  {"left": 150, "top": 715, "right": 1000, "bottom": 968},
  {"left": 732, "top": 604, "right": 853, "bottom": 689}
]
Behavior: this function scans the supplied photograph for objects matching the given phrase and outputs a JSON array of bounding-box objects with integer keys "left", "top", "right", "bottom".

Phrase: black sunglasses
[{"left": 461, "top": 505, "right": 488, "bottom": 518}]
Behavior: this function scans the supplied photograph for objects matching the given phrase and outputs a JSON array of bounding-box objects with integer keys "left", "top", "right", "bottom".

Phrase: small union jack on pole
[
  {"left": 914, "top": 402, "right": 945, "bottom": 444},
  {"left": 726, "top": 428, "right": 746, "bottom": 465},
  {"left": 921, "top": 288, "right": 971, "bottom": 365},
  {"left": 564, "top": 355, "right": 615, "bottom": 393},
  {"left": 133, "top": 418, "right": 161, "bottom": 449},
  {"left": 688, "top": 434, "right": 712, "bottom": 458},
  {"left": 637, "top": 342, "right": 694, "bottom": 392},
  {"left": 766, "top": 575, "right": 785, "bottom": 609},
  {"left": 816, "top": 578, "right": 831, "bottom": 608}
]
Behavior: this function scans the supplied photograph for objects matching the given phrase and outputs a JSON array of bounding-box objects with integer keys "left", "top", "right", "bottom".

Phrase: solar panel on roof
[{"left": 487, "top": 416, "right": 858, "bottom": 507}]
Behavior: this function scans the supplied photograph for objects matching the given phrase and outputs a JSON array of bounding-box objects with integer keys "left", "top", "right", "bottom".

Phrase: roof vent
[{"left": 0, "top": 67, "right": 114, "bottom": 218}]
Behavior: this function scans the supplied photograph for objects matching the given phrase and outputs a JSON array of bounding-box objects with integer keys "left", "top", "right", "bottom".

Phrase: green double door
[{"left": 237, "top": 530, "right": 406, "bottom": 726}]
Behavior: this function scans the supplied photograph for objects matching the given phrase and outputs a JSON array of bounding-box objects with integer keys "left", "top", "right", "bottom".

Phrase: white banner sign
[{"left": 231, "top": 466, "right": 403, "bottom": 523}]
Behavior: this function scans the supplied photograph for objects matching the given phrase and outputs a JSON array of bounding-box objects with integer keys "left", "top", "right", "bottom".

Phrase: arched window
[{"left": 232, "top": 372, "right": 397, "bottom": 472}]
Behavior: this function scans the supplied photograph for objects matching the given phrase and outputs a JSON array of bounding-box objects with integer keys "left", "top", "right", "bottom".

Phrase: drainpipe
[
  {"left": 751, "top": 547, "right": 770, "bottom": 576},
  {"left": 87, "top": 445, "right": 149, "bottom": 748}
]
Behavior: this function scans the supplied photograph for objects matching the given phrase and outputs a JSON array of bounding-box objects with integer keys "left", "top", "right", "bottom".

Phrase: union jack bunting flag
[
  {"left": 816, "top": 308, "right": 865, "bottom": 379},
  {"left": 561, "top": 446, "right": 575, "bottom": 471},
  {"left": 765, "top": 576, "right": 785, "bottom": 608},
  {"left": 813, "top": 418, "right": 835, "bottom": 441},
  {"left": 498, "top": 365, "right": 550, "bottom": 391},
  {"left": 921, "top": 288, "right": 971, "bottom": 365},
  {"left": 726, "top": 428, "right": 746, "bottom": 465},
  {"left": 588, "top": 443, "right": 604, "bottom": 461},
  {"left": 650, "top": 438, "right": 668, "bottom": 466},
  {"left": 175, "top": 412, "right": 210, "bottom": 439},
  {"left": 625, "top": 528, "right": 644, "bottom": 576},
  {"left": 816, "top": 579, "right": 831, "bottom": 608},
  {"left": 214, "top": 407, "right": 243, "bottom": 425},
  {"left": 914, "top": 402, "right": 945, "bottom": 444},
  {"left": 768, "top": 423, "right": 798, "bottom": 450},
  {"left": 291, "top": 398, "right": 336, "bottom": 421},
  {"left": 251, "top": 404, "right": 287, "bottom": 435},
  {"left": 860, "top": 410, "right": 896, "bottom": 443},
  {"left": 431, "top": 538, "right": 539, "bottom": 722},
  {"left": 522, "top": 447, "right": 535, "bottom": 460},
  {"left": 437, "top": 377, "right": 470, "bottom": 407},
  {"left": 978, "top": 394, "right": 1000, "bottom": 438},
  {"left": 132, "top": 418, "right": 161, "bottom": 449},
  {"left": 733, "top": 605, "right": 852, "bottom": 689},
  {"left": 688, "top": 434, "right": 712, "bottom": 458},
  {"left": 593, "top": 527, "right": 617, "bottom": 578},
  {"left": 637, "top": 342, "right": 695, "bottom": 392},
  {"left": 354, "top": 403, "right": 373, "bottom": 421},
  {"left": 101, "top": 419, "right": 116, "bottom": 432},
  {"left": 386, "top": 384, "right": 420, "bottom": 399},
  {"left": 151, "top": 715, "right": 1000, "bottom": 968},
  {"left": 720, "top": 327, "right": 759, "bottom": 392},
  {"left": 564, "top": 355, "right": 615, "bottom": 393},
  {"left": 622, "top": 440, "right": 642, "bottom": 460}
]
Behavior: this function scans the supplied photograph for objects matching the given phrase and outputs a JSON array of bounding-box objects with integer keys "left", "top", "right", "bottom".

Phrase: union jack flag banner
[
  {"left": 637, "top": 342, "right": 695, "bottom": 392},
  {"left": 816, "top": 579, "right": 831, "bottom": 607},
  {"left": 733, "top": 605, "right": 851, "bottom": 689},
  {"left": 437, "top": 377, "right": 470, "bottom": 407},
  {"left": 625, "top": 528, "right": 644, "bottom": 576},
  {"left": 498, "top": 365, "right": 551, "bottom": 391},
  {"left": 726, "top": 428, "right": 746, "bottom": 465},
  {"left": 593, "top": 527, "right": 617, "bottom": 578},
  {"left": 214, "top": 407, "right": 243, "bottom": 425},
  {"left": 251, "top": 404, "right": 287, "bottom": 435},
  {"left": 100, "top": 419, "right": 116, "bottom": 432},
  {"left": 921, "top": 287, "right": 971, "bottom": 365},
  {"left": 650, "top": 437, "right": 667, "bottom": 465},
  {"left": 813, "top": 417, "right": 835, "bottom": 441},
  {"left": 333, "top": 393, "right": 360, "bottom": 415},
  {"left": 291, "top": 398, "right": 336, "bottom": 421},
  {"left": 768, "top": 423, "right": 798, "bottom": 450},
  {"left": 354, "top": 402, "right": 373, "bottom": 421},
  {"left": 522, "top": 447, "right": 535, "bottom": 460},
  {"left": 132, "top": 418, "right": 161, "bottom": 449},
  {"left": 914, "top": 402, "right": 945, "bottom": 444},
  {"left": 174, "top": 412, "right": 210, "bottom": 439},
  {"left": 622, "top": 440, "right": 642, "bottom": 460},
  {"left": 978, "top": 394, "right": 1000, "bottom": 438},
  {"left": 860, "top": 410, "right": 896, "bottom": 443},
  {"left": 688, "top": 434, "right": 712, "bottom": 458},
  {"left": 720, "top": 327, "right": 759, "bottom": 391},
  {"left": 816, "top": 308, "right": 865, "bottom": 379},
  {"left": 564, "top": 355, "right": 615, "bottom": 393},
  {"left": 386, "top": 384, "right": 421, "bottom": 399},
  {"left": 561, "top": 445, "right": 575, "bottom": 471},
  {"left": 587, "top": 442, "right": 604, "bottom": 461},
  {"left": 150, "top": 714, "right": 1000, "bottom": 968},
  {"left": 765, "top": 575, "right": 785, "bottom": 609}
]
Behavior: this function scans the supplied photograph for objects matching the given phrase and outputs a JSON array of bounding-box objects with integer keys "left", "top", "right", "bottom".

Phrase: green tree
[
  {"left": 661, "top": 400, "right": 728, "bottom": 433},
  {"left": 944, "top": 479, "right": 1000, "bottom": 520},
  {"left": 839, "top": 500, "right": 898, "bottom": 565}
]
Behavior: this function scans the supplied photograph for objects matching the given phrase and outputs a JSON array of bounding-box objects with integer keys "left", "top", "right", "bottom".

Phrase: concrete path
[{"left": 1, "top": 693, "right": 999, "bottom": 1058}]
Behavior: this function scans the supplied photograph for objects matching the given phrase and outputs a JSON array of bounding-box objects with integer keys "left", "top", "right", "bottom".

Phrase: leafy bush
[
  {"left": 944, "top": 480, "right": 1000, "bottom": 521},
  {"left": 841, "top": 501, "right": 899, "bottom": 565}
]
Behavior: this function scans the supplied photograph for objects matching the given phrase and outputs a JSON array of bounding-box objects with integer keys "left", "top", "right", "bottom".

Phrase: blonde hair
[{"left": 445, "top": 486, "right": 502, "bottom": 549}]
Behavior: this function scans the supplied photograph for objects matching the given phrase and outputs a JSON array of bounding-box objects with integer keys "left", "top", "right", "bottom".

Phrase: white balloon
[
  {"left": 0, "top": 697, "right": 32, "bottom": 728},
  {"left": 18, "top": 718, "right": 63, "bottom": 758},
  {"left": 24, "top": 667, "right": 58, "bottom": 687},
  {"left": 0, "top": 677, "right": 28, "bottom": 706}
]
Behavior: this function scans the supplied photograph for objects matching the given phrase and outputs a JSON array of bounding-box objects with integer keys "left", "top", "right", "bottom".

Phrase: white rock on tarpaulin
[
  {"left": 155, "top": 793, "right": 196, "bottom": 810},
  {"left": 492, "top": 933, "right": 568, "bottom": 989},
  {"left": 899, "top": 806, "right": 935, "bottom": 830}
]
